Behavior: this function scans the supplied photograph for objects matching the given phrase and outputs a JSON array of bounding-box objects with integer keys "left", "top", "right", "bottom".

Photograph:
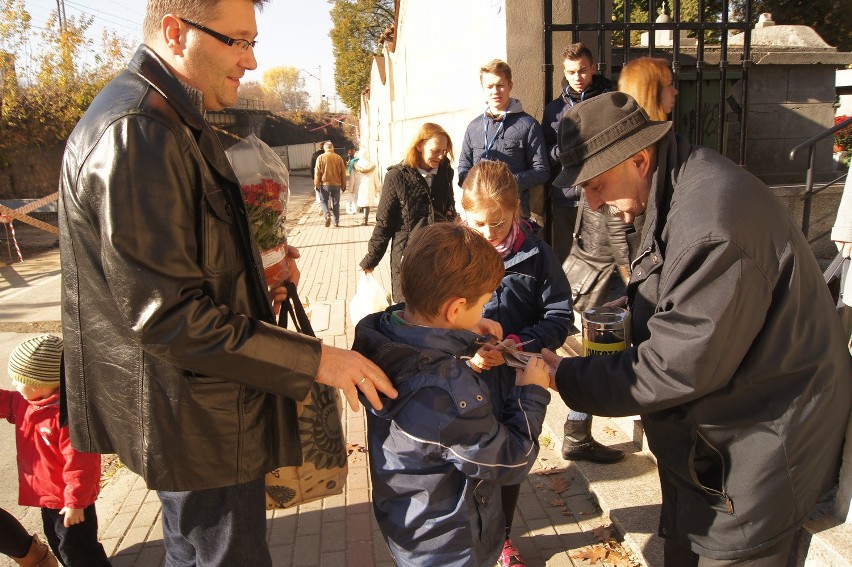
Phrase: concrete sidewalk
[{"left": 1, "top": 171, "right": 655, "bottom": 567}]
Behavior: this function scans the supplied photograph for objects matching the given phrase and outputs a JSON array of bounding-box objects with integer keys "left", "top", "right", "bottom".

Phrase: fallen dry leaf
[
  {"left": 548, "top": 498, "right": 566, "bottom": 507},
  {"left": 570, "top": 544, "right": 609, "bottom": 563},
  {"left": 603, "top": 426, "right": 619, "bottom": 437},
  {"left": 551, "top": 476, "right": 571, "bottom": 494},
  {"left": 346, "top": 443, "right": 367, "bottom": 455},
  {"left": 531, "top": 466, "right": 566, "bottom": 476},
  {"left": 592, "top": 524, "right": 614, "bottom": 542}
]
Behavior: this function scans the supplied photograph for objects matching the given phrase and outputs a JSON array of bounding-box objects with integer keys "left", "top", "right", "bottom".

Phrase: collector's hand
[
  {"left": 541, "top": 348, "right": 564, "bottom": 391},
  {"left": 315, "top": 344, "right": 397, "bottom": 411}
]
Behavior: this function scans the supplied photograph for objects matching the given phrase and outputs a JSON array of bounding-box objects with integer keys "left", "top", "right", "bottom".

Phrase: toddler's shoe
[{"left": 499, "top": 538, "right": 526, "bottom": 567}]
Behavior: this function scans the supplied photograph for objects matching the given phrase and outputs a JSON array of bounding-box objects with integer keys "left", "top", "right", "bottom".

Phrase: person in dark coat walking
[
  {"left": 544, "top": 92, "right": 852, "bottom": 565},
  {"left": 360, "top": 123, "right": 457, "bottom": 302}
]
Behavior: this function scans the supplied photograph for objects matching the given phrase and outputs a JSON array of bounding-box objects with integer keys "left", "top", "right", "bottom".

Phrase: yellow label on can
[{"left": 582, "top": 340, "right": 626, "bottom": 356}]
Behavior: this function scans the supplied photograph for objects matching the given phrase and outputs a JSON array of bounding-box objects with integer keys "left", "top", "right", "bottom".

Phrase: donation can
[{"left": 581, "top": 306, "right": 630, "bottom": 356}]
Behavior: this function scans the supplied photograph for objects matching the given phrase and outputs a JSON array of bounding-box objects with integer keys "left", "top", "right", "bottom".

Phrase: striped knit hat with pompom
[{"left": 8, "top": 334, "right": 63, "bottom": 388}]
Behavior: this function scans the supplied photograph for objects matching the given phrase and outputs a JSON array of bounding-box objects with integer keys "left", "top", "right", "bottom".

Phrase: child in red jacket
[{"left": 1, "top": 335, "right": 110, "bottom": 566}]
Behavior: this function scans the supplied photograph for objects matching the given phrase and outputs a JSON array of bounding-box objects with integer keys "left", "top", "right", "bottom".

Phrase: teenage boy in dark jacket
[
  {"left": 353, "top": 223, "right": 550, "bottom": 567},
  {"left": 458, "top": 59, "right": 549, "bottom": 220}
]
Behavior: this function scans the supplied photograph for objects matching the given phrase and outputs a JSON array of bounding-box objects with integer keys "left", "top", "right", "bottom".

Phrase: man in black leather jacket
[{"left": 58, "top": 1, "right": 395, "bottom": 565}]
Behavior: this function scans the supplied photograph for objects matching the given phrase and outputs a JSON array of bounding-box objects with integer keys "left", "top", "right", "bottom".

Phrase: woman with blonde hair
[
  {"left": 360, "top": 123, "right": 457, "bottom": 302},
  {"left": 617, "top": 57, "right": 678, "bottom": 120}
]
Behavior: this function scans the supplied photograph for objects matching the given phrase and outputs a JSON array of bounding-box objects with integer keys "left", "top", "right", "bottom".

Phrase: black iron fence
[{"left": 544, "top": 0, "right": 753, "bottom": 165}]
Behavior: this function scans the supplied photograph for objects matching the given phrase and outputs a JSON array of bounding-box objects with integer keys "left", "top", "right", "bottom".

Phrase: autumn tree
[
  {"left": 0, "top": 5, "right": 132, "bottom": 155},
  {"left": 262, "top": 66, "right": 310, "bottom": 112},
  {"left": 0, "top": 0, "right": 30, "bottom": 115},
  {"left": 328, "top": 0, "right": 394, "bottom": 113},
  {"left": 238, "top": 80, "right": 268, "bottom": 109}
]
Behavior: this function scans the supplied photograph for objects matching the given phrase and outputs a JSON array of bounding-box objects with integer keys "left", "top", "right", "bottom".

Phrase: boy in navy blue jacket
[{"left": 352, "top": 222, "right": 550, "bottom": 567}]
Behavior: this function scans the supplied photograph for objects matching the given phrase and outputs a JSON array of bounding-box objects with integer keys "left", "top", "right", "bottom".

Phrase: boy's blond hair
[
  {"left": 480, "top": 59, "right": 512, "bottom": 83},
  {"left": 401, "top": 223, "right": 503, "bottom": 318}
]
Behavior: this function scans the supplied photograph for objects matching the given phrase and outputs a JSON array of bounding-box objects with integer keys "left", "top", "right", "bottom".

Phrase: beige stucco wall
[
  {"left": 357, "top": 0, "right": 618, "bottom": 195},
  {"left": 359, "top": 0, "right": 510, "bottom": 193}
]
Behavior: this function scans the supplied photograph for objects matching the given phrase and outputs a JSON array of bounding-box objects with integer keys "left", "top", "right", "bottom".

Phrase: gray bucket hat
[{"left": 553, "top": 92, "right": 672, "bottom": 188}]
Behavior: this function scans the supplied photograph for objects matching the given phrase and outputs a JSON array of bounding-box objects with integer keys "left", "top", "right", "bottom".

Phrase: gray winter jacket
[{"left": 555, "top": 132, "right": 852, "bottom": 559}]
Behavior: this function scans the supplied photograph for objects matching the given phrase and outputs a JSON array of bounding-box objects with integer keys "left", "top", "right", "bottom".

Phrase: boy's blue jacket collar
[
  {"left": 353, "top": 304, "right": 492, "bottom": 418},
  {"left": 379, "top": 305, "right": 486, "bottom": 359}
]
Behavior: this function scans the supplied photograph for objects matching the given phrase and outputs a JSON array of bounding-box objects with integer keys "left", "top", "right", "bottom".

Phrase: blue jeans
[
  {"left": 568, "top": 410, "right": 591, "bottom": 421},
  {"left": 157, "top": 477, "right": 271, "bottom": 567},
  {"left": 319, "top": 185, "right": 341, "bottom": 225}
]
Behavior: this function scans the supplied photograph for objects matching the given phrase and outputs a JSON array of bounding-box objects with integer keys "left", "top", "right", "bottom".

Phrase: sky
[{"left": 20, "top": 0, "right": 339, "bottom": 110}]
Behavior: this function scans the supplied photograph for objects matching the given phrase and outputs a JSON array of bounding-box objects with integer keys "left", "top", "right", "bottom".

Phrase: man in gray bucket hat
[{"left": 543, "top": 92, "right": 851, "bottom": 565}]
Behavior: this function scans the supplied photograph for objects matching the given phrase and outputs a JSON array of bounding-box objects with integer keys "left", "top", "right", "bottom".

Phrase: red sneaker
[{"left": 499, "top": 538, "right": 526, "bottom": 567}]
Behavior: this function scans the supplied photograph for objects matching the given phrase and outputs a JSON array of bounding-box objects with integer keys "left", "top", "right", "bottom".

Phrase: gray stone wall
[
  {"left": 0, "top": 144, "right": 65, "bottom": 200},
  {"left": 743, "top": 65, "right": 838, "bottom": 185}
]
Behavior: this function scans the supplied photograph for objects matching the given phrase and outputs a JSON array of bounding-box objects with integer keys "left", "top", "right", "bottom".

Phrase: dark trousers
[
  {"left": 502, "top": 484, "right": 521, "bottom": 537},
  {"left": 157, "top": 477, "right": 271, "bottom": 567},
  {"left": 41, "top": 504, "right": 110, "bottom": 566},
  {"left": 663, "top": 530, "right": 798, "bottom": 566}
]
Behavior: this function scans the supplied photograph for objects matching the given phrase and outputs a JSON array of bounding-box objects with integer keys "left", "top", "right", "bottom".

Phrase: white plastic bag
[
  {"left": 346, "top": 192, "right": 358, "bottom": 215},
  {"left": 350, "top": 272, "right": 390, "bottom": 325}
]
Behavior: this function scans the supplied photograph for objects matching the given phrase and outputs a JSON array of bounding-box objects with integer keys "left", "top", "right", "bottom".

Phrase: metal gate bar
[{"left": 545, "top": 0, "right": 754, "bottom": 165}]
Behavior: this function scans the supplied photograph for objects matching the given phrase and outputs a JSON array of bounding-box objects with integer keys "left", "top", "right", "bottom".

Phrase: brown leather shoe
[{"left": 12, "top": 535, "right": 59, "bottom": 567}]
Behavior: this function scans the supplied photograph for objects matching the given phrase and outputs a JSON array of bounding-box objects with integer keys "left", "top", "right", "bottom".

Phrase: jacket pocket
[
  {"left": 202, "top": 190, "right": 241, "bottom": 275},
  {"left": 689, "top": 431, "right": 735, "bottom": 514},
  {"left": 501, "top": 139, "right": 524, "bottom": 160},
  {"left": 471, "top": 480, "right": 500, "bottom": 545}
]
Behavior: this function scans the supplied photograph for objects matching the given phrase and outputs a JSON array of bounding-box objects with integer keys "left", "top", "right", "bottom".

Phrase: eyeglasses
[{"left": 179, "top": 18, "right": 257, "bottom": 51}]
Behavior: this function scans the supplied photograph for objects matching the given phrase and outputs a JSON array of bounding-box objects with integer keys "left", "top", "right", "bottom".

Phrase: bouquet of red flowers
[{"left": 226, "top": 135, "right": 291, "bottom": 287}]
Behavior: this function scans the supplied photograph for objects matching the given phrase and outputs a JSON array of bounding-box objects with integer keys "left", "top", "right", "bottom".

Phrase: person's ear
[
  {"left": 632, "top": 148, "right": 655, "bottom": 179},
  {"left": 443, "top": 297, "right": 467, "bottom": 325},
  {"left": 162, "top": 15, "right": 183, "bottom": 54}
]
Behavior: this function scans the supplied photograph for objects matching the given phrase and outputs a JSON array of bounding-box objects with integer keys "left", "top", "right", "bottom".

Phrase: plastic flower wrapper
[{"left": 226, "top": 134, "right": 291, "bottom": 287}]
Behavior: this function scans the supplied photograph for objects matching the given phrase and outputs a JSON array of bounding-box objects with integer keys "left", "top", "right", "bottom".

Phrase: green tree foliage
[
  {"left": 730, "top": 0, "right": 851, "bottom": 51},
  {"left": 328, "top": 0, "right": 394, "bottom": 113},
  {"left": 612, "top": 0, "right": 723, "bottom": 46},
  {"left": 262, "top": 66, "right": 310, "bottom": 112}
]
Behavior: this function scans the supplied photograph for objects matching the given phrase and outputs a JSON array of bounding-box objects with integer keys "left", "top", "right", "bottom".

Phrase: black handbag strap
[{"left": 276, "top": 282, "right": 317, "bottom": 338}]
